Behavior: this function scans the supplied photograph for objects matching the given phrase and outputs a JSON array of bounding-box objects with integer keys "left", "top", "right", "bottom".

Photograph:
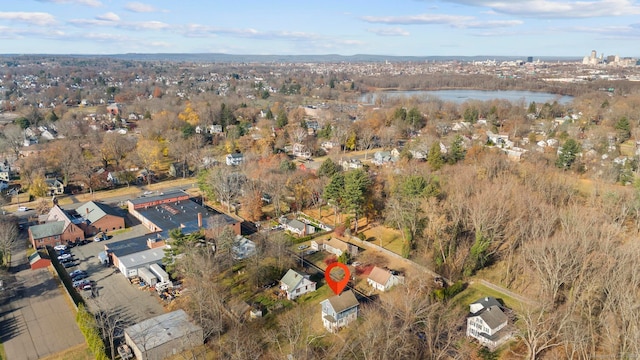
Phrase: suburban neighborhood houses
[{"left": 2, "top": 50, "right": 640, "bottom": 360}]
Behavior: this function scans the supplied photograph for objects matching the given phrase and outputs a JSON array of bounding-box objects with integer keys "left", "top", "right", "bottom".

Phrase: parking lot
[{"left": 63, "top": 223, "right": 167, "bottom": 331}]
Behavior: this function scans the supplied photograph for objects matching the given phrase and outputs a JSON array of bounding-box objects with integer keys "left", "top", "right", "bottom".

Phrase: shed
[
  {"left": 124, "top": 309, "right": 203, "bottom": 360},
  {"left": 28, "top": 251, "right": 51, "bottom": 270}
]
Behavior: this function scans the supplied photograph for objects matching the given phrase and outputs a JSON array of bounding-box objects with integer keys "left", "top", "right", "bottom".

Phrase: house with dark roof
[
  {"left": 320, "top": 290, "right": 359, "bottom": 333},
  {"left": 466, "top": 297, "right": 510, "bottom": 349},
  {"left": 225, "top": 153, "right": 244, "bottom": 166},
  {"left": 29, "top": 205, "right": 84, "bottom": 249},
  {"left": 127, "top": 190, "right": 241, "bottom": 237},
  {"left": 45, "top": 178, "right": 64, "bottom": 195},
  {"left": 75, "top": 201, "right": 125, "bottom": 236},
  {"left": 280, "top": 269, "right": 316, "bottom": 300},
  {"left": 366, "top": 266, "right": 403, "bottom": 292},
  {"left": 283, "top": 218, "right": 313, "bottom": 236}
]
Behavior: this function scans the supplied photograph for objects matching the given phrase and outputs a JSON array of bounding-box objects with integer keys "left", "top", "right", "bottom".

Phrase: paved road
[{"left": 0, "top": 244, "right": 84, "bottom": 360}]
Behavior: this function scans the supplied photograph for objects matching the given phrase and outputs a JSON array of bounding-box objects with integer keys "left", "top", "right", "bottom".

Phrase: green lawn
[
  {"left": 451, "top": 282, "right": 525, "bottom": 312},
  {"left": 0, "top": 342, "right": 5, "bottom": 360}
]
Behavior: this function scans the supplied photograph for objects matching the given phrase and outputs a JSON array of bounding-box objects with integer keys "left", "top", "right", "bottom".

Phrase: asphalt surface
[
  {"left": 67, "top": 223, "right": 167, "bottom": 339},
  {"left": 0, "top": 244, "right": 85, "bottom": 360}
]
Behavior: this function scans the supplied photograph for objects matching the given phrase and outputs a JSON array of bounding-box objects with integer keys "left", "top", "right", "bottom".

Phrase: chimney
[
  {"left": 86, "top": 208, "right": 89, "bottom": 216},
  {"left": 198, "top": 212, "right": 202, "bottom": 228}
]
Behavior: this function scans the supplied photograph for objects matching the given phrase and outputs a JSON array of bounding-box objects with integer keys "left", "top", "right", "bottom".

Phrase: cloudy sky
[{"left": 2, "top": 0, "right": 640, "bottom": 57}]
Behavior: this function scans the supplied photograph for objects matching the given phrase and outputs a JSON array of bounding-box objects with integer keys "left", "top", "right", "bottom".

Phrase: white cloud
[
  {"left": 124, "top": 2, "right": 158, "bottom": 13},
  {"left": 183, "top": 24, "right": 318, "bottom": 40},
  {"left": 362, "top": 13, "right": 474, "bottom": 25},
  {"left": 446, "top": 0, "right": 640, "bottom": 18},
  {"left": 126, "top": 21, "right": 170, "bottom": 31},
  {"left": 36, "top": 0, "right": 102, "bottom": 7},
  {"left": 0, "top": 12, "right": 56, "bottom": 26},
  {"left": 368, "top": 27, "right": 411, "bottom": 36},
  {"left": 465, "top": 20, "right": 524, "bottom": 28},
  {"left": 96, "top": 12, "right": 120, "bottom": 22}
]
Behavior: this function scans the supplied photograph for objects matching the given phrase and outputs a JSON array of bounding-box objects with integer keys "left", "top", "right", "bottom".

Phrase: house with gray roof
[
  {"left": 28, "top": 207, "right": 84, "bottom": 249},
  {"left": 124, "top": 309, "right": 203, "bottom": 360},
  {"left": 320, "top": 290, "right": 359, "bottom": 333},
  {"left": 280, "top": 269, "right": 316, "bottom": 300},
  {"left": 75, "top": 201, "right": 125, "bottom": 236},
  {"left": 466, "top": 296, "right": 510, "bottom": 349}
]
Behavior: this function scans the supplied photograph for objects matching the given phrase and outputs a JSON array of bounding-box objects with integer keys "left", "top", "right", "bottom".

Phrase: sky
[{"left": 2, "top": 0, "right": 640, "bottom": 57}]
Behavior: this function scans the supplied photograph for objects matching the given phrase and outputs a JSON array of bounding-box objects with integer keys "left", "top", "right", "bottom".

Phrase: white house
[
  {"left": 292, "top": 143, "right": 311, "bottom": 159},
  {"left": 280, "top": 269, "right": 316, "bottom": 300},
  {"left": 232, "top": 235, "right": 256, "bottom": 260},
  {"left": 466, "top": 297, "right": 510, "bottom": 349},
  {"left": 320, "top": 290, "right": 359, "bottom": 333},
  {"left": 225, "top": 153, "right": 244, "bottom": 166},
  {"left": 366, "top": 266, "right": 403, "bottom": 292},
  {"left": 283, "top": 219, "right": 314, "bottom": 236}
]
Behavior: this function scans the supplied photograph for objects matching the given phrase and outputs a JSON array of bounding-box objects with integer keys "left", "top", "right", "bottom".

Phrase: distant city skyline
[{"left": 2, "top": 0, "right": 640, "bottom": 57}]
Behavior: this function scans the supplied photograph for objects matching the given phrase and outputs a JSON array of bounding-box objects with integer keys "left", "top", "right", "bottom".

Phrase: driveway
[
  {"left": 68, "top": 224, "right": 166, "bottom": 334},
  {"left": 0, "top": 244, "right": 84, "bottom": 360}
]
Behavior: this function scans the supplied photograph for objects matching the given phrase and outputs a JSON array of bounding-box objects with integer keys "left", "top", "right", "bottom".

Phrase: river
[{"left": 361, "top": 89, "right": 573, "bottom": 105}]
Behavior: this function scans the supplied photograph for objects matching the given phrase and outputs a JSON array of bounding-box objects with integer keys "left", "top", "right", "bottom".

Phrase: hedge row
[
  {"left": 45, "top": 246, "right": 85, "bottom": 306},
  {"left": 76, "top": 304, "right": 109, "bottom": 360}
]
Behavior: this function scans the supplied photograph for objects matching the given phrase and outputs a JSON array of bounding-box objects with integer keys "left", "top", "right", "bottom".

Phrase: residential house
[
  {"left": 169, "top": 162, "right": 189, "bottom": 178},
  {"left": 28, "top": 206, "right": 85, "bottom": 249},
  {"left": 0, "top": 161, "right": 12, "bottom": 181},
  {"left": 292, "top": 143, "right": 312, "bottom": 159},
  {"left": 232, "top": 235, "right": 256, "bottom": 260},
  {"left": 366, "top": 266, "right": 403, "bottom": 292},
  {"left": 45, "top": 178, "right": 64, "bottom": 195},
  {"left": 283, "top": 218, "right": 314, "bottom": 236},
  {"left": 321, "top": 141, "right": 339, "bottom": 151},
  {"left": 124, "top": 310, "right": 203, "bottom": 360},
  {"left": 466, "top": 297, "right": 510, "bottom": 349},
  {"left": 226, "top": 153, "right": 244, "bottom": 166},
  {"left": 107, "top": 103, "right": 123, "bottom": 116},
  {"left": 280, "top": 269, "right": 316, "bottom": 300},
  {"left": 311, "top": 237, "right": 360, "bottom": 257},
  {"left": 409, "top": 149, "right": 427, "bottom": 160},
  {"left": 75, "top": 201, "right": 125, "bottom": 236},
  {"left": 341, "top": 159, "right": 363, "bottom": 171},
  {"left": 320, "top": 290, "right": 359, "bottom": 333},
  {"left": 372, "top": 149, "right": 399, "bottom": 166}
]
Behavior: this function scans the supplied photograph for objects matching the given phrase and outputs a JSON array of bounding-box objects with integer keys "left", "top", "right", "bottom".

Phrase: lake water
[{"left": 361, "top": 89, "right": 573, "bottom": 105}]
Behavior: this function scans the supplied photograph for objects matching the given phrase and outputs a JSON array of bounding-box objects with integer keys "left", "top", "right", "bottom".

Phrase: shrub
[
  {"left": 324, "top": 255, "right": 337, "bottom": 265},
  {"left": 76, "top": 304, "right": 109, "bottom": 360},
  {"left": 334, "top": 225, "right": 346, "bottom": 237}
]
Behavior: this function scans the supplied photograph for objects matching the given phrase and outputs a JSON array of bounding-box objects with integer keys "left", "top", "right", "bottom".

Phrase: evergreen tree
[
  {"left": 448, "top": 135, "right": 466, "bottom": 164},
  {"left": 406, "top": 107, "right": 425, "bottom": 130},
  {"left": 527, "top": 101, "right": 537, "bottom": 114},
  {"left": 428, "top": 142, "right": 444, "bottom": 171},
  {"left": 615, "top": 116, "right": 631, "bottom": 142},
  {"left": 556, "top": 138, "right": 581, "bottom": 170},
  {"left": 318, "top": 158, "right": 340, "bottom": 178},
  {"left": 275, "top": 109, "right": 288, "bottom": 128},
  {"left": 343, "top": 169, "right": 371, "bottom": 234}
]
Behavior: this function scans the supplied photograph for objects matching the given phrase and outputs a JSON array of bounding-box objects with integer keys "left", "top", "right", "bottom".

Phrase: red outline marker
[{"left": 325, "top": 262, "right": 350, "bottom": 296}]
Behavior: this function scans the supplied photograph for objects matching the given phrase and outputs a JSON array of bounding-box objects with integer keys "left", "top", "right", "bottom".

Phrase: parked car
[
  {"left": 63, "top": 261, "right": 76, "bottom": 268},
  {"left": 297, "top": 244, "right": 309, "bottom": 250},
  {"left": 54, "top": 244, "right": 68, "bottom": 252},
  {"left": 71, "top": 273, "right": 88, "bottom": 282},
  {"left": 69, "top": 270, "right": 86, "bottom": 278},
  {"left": 60, "top": 257, "right": 74, "bottom": 264},
  {"left": 73, "top": 279, "right": 91, "bottom": 289},
  {"left": 17, "top": 206, "right": 29, "bottom": 212},
  {"left": 57, "top": 253, "right": 72, "bottom": 261},
  {"left": 93, "top": 232, "right": 107, "bottom": 242}
]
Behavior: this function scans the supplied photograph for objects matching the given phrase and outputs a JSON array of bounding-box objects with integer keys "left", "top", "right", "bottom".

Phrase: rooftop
[
  {"left": 367, "top": 266, "right": 392, "bottom": 285},
  {"left": 75, "top": 201, "right": 122, "bottom": 224},
  {"left": 107, "top": 235, "right": 162, "bottom": 258},
  {"left": 125, "top": 310, "right": 202, "bottom": 351},
  {"left": 29, "top": 221, "right": 65, "bottom": 239},
  {"left": 322, "top": 290, "right": 359, "bottom": 313},
  {"left": 117, "top": 246, "right": 167, "bottom": 269}
]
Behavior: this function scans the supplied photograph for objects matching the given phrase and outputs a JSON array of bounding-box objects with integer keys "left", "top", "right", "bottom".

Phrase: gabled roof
[
  {"left": 46, "top": 205, "right": 73, "bottom": 227},
  {"left": 76, "top": 201, "right": 121, "bottom": 224},
  {"left": 476, "top": 305, "right": 508, "bottom": 329},
  {"left": 287, "top": 219, "right": 306, "bottom": 231},
  {"left": 367, "top": 266, "right": 391, "bottom": 285},
  {"left": 29, "top": 221, "right": 66, "bottom": 239},
  {"left": 323, "top": 290, "right": 359, "bottom": 313},
  {"left": 470, "top": 296, "right": 501, "bottom": 314},
  {"left": 280, "top": 269, "right": 306, "bottom": 290}
]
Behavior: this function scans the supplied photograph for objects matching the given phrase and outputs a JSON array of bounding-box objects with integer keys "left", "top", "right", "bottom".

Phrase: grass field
[
  {"left": 451, "top": 281, "right": 525, "bottom": 312},
  {"left": 39, "top": 344, "right": 93, "bottom": 360}
]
